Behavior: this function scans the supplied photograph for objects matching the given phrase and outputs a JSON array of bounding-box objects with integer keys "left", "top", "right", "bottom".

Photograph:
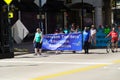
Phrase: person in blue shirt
[
  {"left": 83, "top": 27, "right": 91, "bottom": 54},
  {"left": 33, "top": 28, "right": 43, "bottom": 56}
]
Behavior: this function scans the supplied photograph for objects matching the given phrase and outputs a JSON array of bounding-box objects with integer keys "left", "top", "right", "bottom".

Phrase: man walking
[{"left": 83, "top": 27, "right": 91, "bottom": 54}]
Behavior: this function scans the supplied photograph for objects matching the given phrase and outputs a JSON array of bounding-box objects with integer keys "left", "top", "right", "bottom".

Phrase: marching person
[
  {"left": 106, "top": 27, "right": 118, "bottom": 52},
  {"left": 75, "top": 25, "right": 81, "bottom": 33},
  {"left": 63, "top": 26, "right": 70, "bottom": 34},
  {"left": 33, "top": 28, "right": 43, "bottom": 56},
  {"left": 70, "top": 23, "right": 76, "bottom": 33},
  {"left": 83, "top": 27, "right": 91, "bottom": 54},
  {"left": 70, "top": 23, "right": 76, "bottom": 53},
  {"left": 90, "top": 25, "right": 96, "bottom": 47}
]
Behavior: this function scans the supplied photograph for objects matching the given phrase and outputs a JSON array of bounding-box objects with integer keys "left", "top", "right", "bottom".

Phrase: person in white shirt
[{"left": 90, "top": 25, "right": 96, "bottom": 47}]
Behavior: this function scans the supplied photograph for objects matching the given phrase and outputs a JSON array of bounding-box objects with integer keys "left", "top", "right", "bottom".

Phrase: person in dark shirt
[
  {"left": 70, "top": 23, "right": 76, "bottom": 33},
  {"left": 83, "top": 27, "right": 91, "bottom": 54}
]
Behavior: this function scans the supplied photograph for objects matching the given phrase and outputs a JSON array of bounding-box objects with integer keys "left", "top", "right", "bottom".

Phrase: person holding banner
[
  {"left": 70, "top": 23, "right": 76, "bottom": 53},
  {"left": 70, "top": 23, "right": 76, "bottom": 33},
  {"left": 75, "top": 25, "right": 81, "bottom": 33},
  {"left": 33, "top": 28, "right": 43, "bottom": 56},
  {"left": 83, "top": 27, "right": 91, "bottom": 54},
  {"left": 54, "top": 27, "right": 62, "bottom": 54},
  {"left": 63, "top": 26, "right": 70, "bottom": 34},
  {"left": 90, "top": 25, "right": 96, "bottom": 48}
]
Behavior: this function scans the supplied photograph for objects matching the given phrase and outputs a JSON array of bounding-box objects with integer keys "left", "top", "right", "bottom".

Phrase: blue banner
[{"left": 42, "top": 33, "right": 82, "bottom": 51}]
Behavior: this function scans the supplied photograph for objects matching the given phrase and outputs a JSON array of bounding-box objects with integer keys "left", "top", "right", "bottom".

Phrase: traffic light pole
[
  {"left": 18, "top": 0, "right": 21, "bottom": 20},
  {"left": 0, "top": 4, "right": 14, "bottom": 59},
  {"left": 7, "top": 5, "right": 13, "bottom": 54},
  {"left": 7, "top": 4, "right": 14, "bottom": 58}
]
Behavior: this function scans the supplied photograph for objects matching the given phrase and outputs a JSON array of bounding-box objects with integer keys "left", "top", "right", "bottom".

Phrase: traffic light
[
  {"left": 8, "top": 11, "right": 13, "bottom": 18},
  {"left": 0, "top": 1, "right": 14, "bottom": 59}
]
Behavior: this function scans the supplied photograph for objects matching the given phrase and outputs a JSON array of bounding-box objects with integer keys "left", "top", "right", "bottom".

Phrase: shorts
[
  {"left": 111, "top": 38, "right": 118, "bottom": 43},
  {"left": 34, "top": 42, "right": 42, "bottom": 49},
  {"left": 91, "top": 36, "right": 96, "bottom": 42},
  {"left": 111, "top": 40, "right": 118, "bottom": 46}
]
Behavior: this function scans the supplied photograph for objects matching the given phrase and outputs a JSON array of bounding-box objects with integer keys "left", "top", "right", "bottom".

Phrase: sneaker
[
  {"left": 112, "top": 50, "right": 114, "bottom": 53},
  {"left": 55, "top": 51, "right": 58, "bottom": 54},
  {"left": 38, "top": 53, "right": 42, "bottom": 56},
  {"left": 34, "top": 53, "right": 37, "bottom": 56},
  {"left": 73, "top": 51, "right": 76, "bottom": 53},
  {"left": 85, "top": 52, "right": 89, "bottom": 54}
]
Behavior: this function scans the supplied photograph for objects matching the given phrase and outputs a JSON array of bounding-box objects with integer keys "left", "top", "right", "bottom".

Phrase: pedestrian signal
[{"left": 8, "top": 12, "right": 13, "bottom": 18}]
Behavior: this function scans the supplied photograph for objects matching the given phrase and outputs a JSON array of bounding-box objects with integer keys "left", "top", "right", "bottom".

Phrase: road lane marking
[
  {"left": 0, "top": 60, "right": 113, "bottom": 65},
  {"left": 30, "top": 59, "right": 120, "bottom": 80},
  {"left": 118, "top": 67, "right": 120, "bottom": 70},
  {"left": 0, "top": 60, "right": 120, "bottom": 80},
  {"left": 1, "top": 60, "right": 120, "bottom": 80},
  {"left": 30, "top": 64, "right": 107, "bottom": 80},
  {"left": 112, "top": 59, "right": 120, "bottom": 64}
]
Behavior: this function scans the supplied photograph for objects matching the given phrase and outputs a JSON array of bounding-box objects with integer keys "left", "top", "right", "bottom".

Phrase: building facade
[
  {"left": 63, "top": 0, "right": 112, "bottom": 29},
  {"left": 40, "top": 0, "right": 113, "bottom": 32},
  {"left": 0, "top": 0, "right": 114, "bottom": 34}
]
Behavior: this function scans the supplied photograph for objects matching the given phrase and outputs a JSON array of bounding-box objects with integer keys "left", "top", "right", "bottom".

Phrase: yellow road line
[
  {"left": 30, "top": 64, "right": 107, "bottom": 80},
  {"left": 112, "top": 59, "right": 120, "bottom": 64},
  {"left": 30, "top": 59, "right": 120, "bottom": 80}
]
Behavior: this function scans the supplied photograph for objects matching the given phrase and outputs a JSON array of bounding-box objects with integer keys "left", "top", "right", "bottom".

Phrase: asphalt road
[{"left": 0, "top": 49, "right": 120, "bottom": 80}]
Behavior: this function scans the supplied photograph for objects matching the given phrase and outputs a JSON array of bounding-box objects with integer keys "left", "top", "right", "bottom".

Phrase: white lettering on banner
[{"left": 42, "top": 33, "right": 82, "bottom": 51}]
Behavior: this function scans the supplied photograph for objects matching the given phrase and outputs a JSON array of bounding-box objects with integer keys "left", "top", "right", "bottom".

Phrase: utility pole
[
  {"left": 7, "top": 1, "right": 14, "bottom": 58},
  {"left": 0, "top": 0, "right": 14, "bottom": 58},
  {"left": 18, "top": 0, "right": 21, "bottom": 20},
  {"left": 39, "top": 0, "right": 43, "bottom": 33},
  {"left": 81, "top": 0, "right": 84, "bottom": 30}
]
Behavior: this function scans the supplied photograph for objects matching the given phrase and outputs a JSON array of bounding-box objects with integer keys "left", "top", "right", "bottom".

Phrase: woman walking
[{"left": 33, "top": 28, "right": 43, "bottom": 56}]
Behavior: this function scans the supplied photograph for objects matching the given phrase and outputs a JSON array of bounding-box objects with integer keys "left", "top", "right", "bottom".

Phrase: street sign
[
  {"left": 4, "top": 0, "right": 12, "bottom": 5},
  {"left": 11, "top": 20, "right": 29, "bottom": 44},
  {"left": 34, "top": 0, "right": 46, "bottom": 7}
]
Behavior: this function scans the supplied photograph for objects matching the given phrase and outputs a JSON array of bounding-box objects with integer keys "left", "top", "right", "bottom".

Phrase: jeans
[{"left": 83, "top": 41, "right": 90, "bottom": 53}]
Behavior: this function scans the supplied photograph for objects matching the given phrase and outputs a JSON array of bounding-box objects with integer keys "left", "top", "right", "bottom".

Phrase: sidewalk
[
  {"left": 13, "top": 41, "right": 33, "bottom": 51},
  {"left": 13, "top": 41, "right": 113, "bottom": 56},
  {"left": 13, "top": 41, "right": 33, "bottom": 56},
  {"left": 14, "top": 48, "right": 108, "bottom": 56}
]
